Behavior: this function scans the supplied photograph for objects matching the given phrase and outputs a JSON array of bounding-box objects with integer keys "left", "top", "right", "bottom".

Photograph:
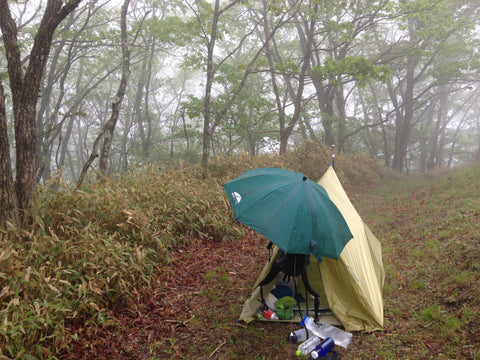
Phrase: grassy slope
[
  {"left": 345, "top": 165, "right": 480, "bottom": 359},
  {"left": 70, "top": 163, "right": 479, "bottom": 360},
  {"left": 1, "top": 155, "right": 479, "bottom": 359}
]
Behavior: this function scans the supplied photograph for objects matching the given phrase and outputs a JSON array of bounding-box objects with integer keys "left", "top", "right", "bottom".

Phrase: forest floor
[{"left": 62, "top": 169, "right": 480, "bottom": 359}]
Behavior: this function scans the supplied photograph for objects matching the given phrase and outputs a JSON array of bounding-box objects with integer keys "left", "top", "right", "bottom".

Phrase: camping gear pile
[{"left": 223, "top": 165, "right": 385, "bottom": 356}]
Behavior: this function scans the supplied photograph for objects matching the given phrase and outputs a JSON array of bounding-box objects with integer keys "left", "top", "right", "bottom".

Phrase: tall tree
[
  {"left": 98, "top": 0, "right": 131, "bottom": 174},
  {"left": 385, "top": 0, "right": 480, "bottom": 172},
  {"left": 192, "top": 0, "right": 241, "bottom": 168},
  {"left": 186, "top": 0, "right": 269, "bottom": 167},
  {"left": 0, "top": 79, "right": 17, "bottom": 225},
  {"left": 76, "top": 0, "right": 131, "bottom": 187},
  {"left": 257, "top": 0, "right": 310, "bottom": 155},
  {"left": 0, "top": 0, "right": 82, "bottom": 224},
  {"left": 36, "top": 2, "right": 112, "bottom": 184}
]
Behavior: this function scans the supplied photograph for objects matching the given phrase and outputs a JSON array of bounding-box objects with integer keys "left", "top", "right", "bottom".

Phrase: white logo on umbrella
[{"left": 232, "top": 192, "right": 242, "bottom": 204}]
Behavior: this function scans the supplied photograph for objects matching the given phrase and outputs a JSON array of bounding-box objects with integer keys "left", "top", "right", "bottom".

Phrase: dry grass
[{"left": 0, "top": 146, "right": 408, "bottom": 359}]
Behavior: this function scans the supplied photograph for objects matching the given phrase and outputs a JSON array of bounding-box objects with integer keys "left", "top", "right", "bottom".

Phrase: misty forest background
[{"left": 1, "top": 0, "right": 480, "bottom": 225}]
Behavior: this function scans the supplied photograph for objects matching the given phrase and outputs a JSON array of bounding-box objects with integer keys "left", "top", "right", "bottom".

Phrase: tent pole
[{"left": 330, "top": 145, "right": 336, "bottom": 169}]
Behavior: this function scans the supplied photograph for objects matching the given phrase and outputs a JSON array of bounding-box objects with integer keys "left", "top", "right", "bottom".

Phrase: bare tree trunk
[
  {"left": 391, "top": 56, "right": 417, "bottom": 173},
  {"left": 59, "top": 60, "right": 120, "bottom": 176},
  {"left": 476, "top": 121, "right": 480, "bottom": 163},
  {"left": 98, "top": 0, "right": 131, "bottom": 174},
  {"left": 261, "top": 0, "right": 287, "bottom": 155},
  {"left": 278, "top": 16, "right": 314, "bottom": 155},
  {"left": 0, "top": 81, "right": 18, "bottom": 226},
  {"left": 36, "top": 12, "right": 77, "bottom": 184},
  {"left": 134, "top": 53, "right": 149, "bottom": 158},
  {"left": 200, "top": 0, "right": 220, "bottom": 169},
  {"left": 0, "top": 0, "right": 82, "bottom": 224},
  {"left": 424, "top": 91, "right": 446, "bottom": 169},
  {"left": 261, "top": 0, "right": 312, "bottom": 156},
  {"left": 199, "top": 0, "right": 259, "bottom": 168},
  {"left": 76, "top": 0, "right": 131, "bottom": 188},
  {"left": 180, "top": 110, "right": 191, "bottom": 161}
]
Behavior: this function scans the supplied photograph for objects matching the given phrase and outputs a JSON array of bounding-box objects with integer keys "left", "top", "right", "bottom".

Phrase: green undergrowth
[
  {"left": 346, "top": 164, "right": 480, "bottom": 359},
  {"left": 0, "top": 143, "right": 396, "bottom": 359}
]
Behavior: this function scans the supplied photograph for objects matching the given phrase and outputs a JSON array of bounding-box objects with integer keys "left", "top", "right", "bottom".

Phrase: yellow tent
[{"left": 239, "top": 166, "right": 384, "bottom": 332}]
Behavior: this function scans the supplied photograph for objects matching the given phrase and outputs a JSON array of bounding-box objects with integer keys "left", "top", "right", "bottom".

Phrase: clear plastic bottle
[
  {"left": 311, "top": 337, "right": 335, "bottom": 358},
  {"left": 295, "top": 336, "right": 322, "bottom": 356},
  {"left": 265, "top": 292, "right": 278, "bottom": 311},
  {"left": 288, "top": 328, "right": 308, "bottom": 343},
  {"left": 300, "top": 316, "right": 352, "bottom": 348}
]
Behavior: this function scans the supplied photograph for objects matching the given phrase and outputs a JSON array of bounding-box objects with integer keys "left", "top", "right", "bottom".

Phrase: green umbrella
[{"left": 223, "top": 167, "right": 353, "bottom": 262}]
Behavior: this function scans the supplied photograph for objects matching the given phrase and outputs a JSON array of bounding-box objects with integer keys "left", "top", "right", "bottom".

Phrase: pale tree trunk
[
  {"left": 261, "top": 0, "right": 287, "bottom": 155},
  {"left": 59, "top": 60, "right": 120, "bottom": 175},
  {"left": 98, "top": 0, "right": 131, "bottom": 174},
  {"left": 36, "top": 13, "right": 77, "bottom": 184},
  {"left": 262, "top": 0, "right": 312, "bottom": 156},
  {"left": 476, "top": 123, "right": 480, "bottom": 163},
  {"left": 76, "top": 0, "right": 130, "bottom": 188},
  {"left": 391, "top": 51, "right": 418, "bottom": 173},
  {"left": 200, "top": 0, "right": 221, "bottom": 169},
  {"left": 390, "top": 18, "right": 435, "bottom": 173},
  {"left": 335, "top": 82, "right": 347, "bottom": 151},
  {"left": 427, "top": 91, "right": 448, "bottom": 169},
  {"left": 0, "top": 0, "right": 82, "bottom": 224},
  {"left": 134, "top": 38, "right": 158, "bottom": 162},
  {"left": 278, "top": 18, "right": 314, "bottom": 155},
  {"left": 0, "top": 81, "right": 18, "bottom": 225},
  {"left": 449, "top": 91, "right": 480, "bottom": 166},
  {"left": 301, "top": 29, "right": 336, "bottom": 146},
  {"left": 199, "top": 0, "right": 260, "bottom": 168},
  {"left": 134, "top": 57, "right": 150, "bottom": 158}
]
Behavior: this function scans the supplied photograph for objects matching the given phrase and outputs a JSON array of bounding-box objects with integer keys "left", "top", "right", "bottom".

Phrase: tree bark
[
  {"left": 200, "top": 0, "right": 220, "bottom": 169},
  {"left": 134, "top": 57, "right": 149, "bottom": 158},
  {"left": 0, "top": 80, "right": 18, "bottom": 225},
  {"left": 98, "top": 0, "right": 131, "bottom": 174},
  {"left": 76, "top": 0, "right": 130, "bottom": 188},
  {"left": 0, "top": 0, "right": 82, "bottom": 223},
  {"left": 262, "top": 0, "right": 313, "bottom": 156},
  {"left": 391, "top": 31, "right": 419, "bottom": 173}
]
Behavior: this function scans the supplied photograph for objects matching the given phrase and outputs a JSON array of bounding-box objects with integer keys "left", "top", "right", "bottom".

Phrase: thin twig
[
  {"left": 162, "top": 315, "right": 194, "bottom": 326},
  {"left": 209, "top": 340, "right": 226, "bottom": 358}
]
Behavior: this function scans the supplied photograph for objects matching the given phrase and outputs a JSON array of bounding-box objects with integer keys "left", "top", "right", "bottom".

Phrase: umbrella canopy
[{"left": 223, "top": 167, "right": 353, "bottom": 262}]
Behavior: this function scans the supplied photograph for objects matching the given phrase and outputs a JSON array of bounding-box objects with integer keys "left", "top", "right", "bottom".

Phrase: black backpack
[{"left": 257, "top": 243, "right": 320, "bottom": 321}]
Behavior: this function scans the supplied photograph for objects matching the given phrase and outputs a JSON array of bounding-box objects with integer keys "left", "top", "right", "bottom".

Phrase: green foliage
[
  {"left": 311, "top": 56, "right": 390, "bottom": 88},
  {"left": 275, "top": 59, "right": 299, "bottom": 74},
  {"left": 418, "top": 304, "right": 442, "bottom": 323},
  {"left": 142, "top": 15, "right": 198, "bottom": 46}
]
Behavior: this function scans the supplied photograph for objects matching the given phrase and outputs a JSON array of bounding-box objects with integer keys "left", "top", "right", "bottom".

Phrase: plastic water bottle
[
  {"left": 310, "top": 337, "right": 335, "bottom": 358},
  {"left": 262, "top": 310, "right": 278, "bottom": 320},
  {"left": 265, "top": 292, "right": 278, "bottom": 311},
  {"left": 288, "top": 328, "right": 308, "bottom": 343},
  {"left": 295, "top": 336, "right": 322, "bottom": 356},
  {"left": 300, "top": 316, "right": 352, "bottom": 348}
]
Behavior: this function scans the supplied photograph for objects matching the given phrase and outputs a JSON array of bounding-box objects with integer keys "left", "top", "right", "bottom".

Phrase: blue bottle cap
[{"left": 300, "top": 315, "right": 309, "bottom": 327}]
